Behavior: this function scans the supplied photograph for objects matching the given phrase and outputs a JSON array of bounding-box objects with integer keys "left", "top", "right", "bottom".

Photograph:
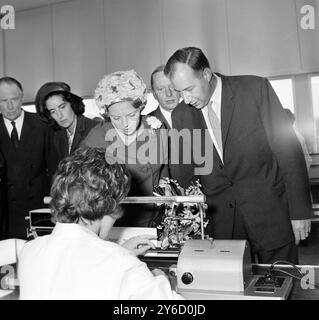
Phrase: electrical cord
[
  {"left": 273, "top": 268, "right": 319, "bottom": 289},
  {"left": 267, "top": 260, "right": 319, "bottom": 289}
]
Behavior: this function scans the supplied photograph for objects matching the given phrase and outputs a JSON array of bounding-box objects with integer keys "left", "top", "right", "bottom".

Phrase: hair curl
[{"left": 50, "top": 147, "right": 130, "bottom": 224}]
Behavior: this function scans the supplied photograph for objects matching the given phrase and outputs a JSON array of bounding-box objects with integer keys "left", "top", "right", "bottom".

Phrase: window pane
[
  {"left": 22, "top": 105, "right": 36, "bottom": 113},
  {"left": 311, "top": 76, "right": 319, "bottom": 153},
  {"left": 269, "top": 79, "right": 294, "bottom": 112},
  {"left": 83, "top": 99, "right": 102, "bottom": 119},
  {"left": 142, "top": 92, "right": 158, "bottom": 115}
]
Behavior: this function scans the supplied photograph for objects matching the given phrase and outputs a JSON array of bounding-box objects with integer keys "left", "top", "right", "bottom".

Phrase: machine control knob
[{"left": 181, "top": 272, "right": 193, "bottom": 285}]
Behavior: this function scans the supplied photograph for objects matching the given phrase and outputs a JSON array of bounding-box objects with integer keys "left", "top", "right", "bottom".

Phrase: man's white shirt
[
  {"left": 201, "top": 74, "right": 223, "bottom": 162},
  {"left": 3, "top": 110, "right": 24, "bottom": 139}
]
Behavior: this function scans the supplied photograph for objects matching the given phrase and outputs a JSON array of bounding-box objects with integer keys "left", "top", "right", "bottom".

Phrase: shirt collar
[
  {"left": 53, "top": 222, "right": 99, "bottom": 239},
  {"left": 3, "top": 109, "right": 25, "bottom": 136},
  {"left": 3, "top": 109, "right": 24, "bottom": 126},
  {"left": 66, "top": 117, "right": 77, "bottom": 137},
  {"left": 209, "top": 74, "right": 222, "bottom": 107}
]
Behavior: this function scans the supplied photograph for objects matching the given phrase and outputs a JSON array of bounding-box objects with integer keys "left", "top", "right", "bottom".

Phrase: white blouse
[{"left": 18, "top": 223, "right": 182, "bottom": 300}]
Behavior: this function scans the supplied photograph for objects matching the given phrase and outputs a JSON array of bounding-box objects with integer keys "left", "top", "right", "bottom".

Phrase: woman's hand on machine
[{"left": 122, "top": 235, "right": 157, "bottom": 256}]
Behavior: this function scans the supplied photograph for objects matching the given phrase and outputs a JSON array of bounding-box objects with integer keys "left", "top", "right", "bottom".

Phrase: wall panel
[
  {"left": 227, "top": 0, "right": 301, "bottom": 76},
  {"left": 162, "top": 0, "right": 230, "bottom": 74},
  {"left": 4, "top": 6, "right": 53, "bottom": 102},
  {"left": 52, "top": 0, "right": 106, "bottom": 97},
  {"left": 0, "top": 30, "right": 4, "bottom": 76},
  {"left": 104, "top": 0, "right": 162, "bottom": 88},
  {"left": 296, "top": 0, "right": 319, "bottom": 73}
]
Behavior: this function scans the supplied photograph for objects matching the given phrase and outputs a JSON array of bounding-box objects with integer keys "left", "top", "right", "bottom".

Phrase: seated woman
[
  {"left": 35, "top": 82, "right": 98, "bottom": 172},
  {"left": 82, "top": 70, "right": 168, "bottom": 227},
  {"left": 18, "top": 148, "right": 181, "bottom": 300}
]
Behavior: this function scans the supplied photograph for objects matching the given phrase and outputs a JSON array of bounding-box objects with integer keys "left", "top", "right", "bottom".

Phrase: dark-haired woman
[{"left": 35, "top": 82, "right": 98, "bottom": 173}]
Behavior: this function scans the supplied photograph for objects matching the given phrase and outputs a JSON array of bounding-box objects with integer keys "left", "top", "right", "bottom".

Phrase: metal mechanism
[
  {"left": 26, "top": 195, "right": 206, "bottom": 239},
  {"left": 174, "top": 239, "right": 293, "bottom": 300}
]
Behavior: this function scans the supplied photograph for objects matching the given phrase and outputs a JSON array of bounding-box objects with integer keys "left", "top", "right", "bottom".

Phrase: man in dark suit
[
  {"left": 164, "top": 47, "right": 312, "bottom": 263},
  {"left": 0, "top": 150, "right": 7, "bottom": 239},
  {"left": 0, "top": 77, "right": 56, "bottom": 239},
  {"left": 149, "top": 64, "right": 181, "bottom": 129}
]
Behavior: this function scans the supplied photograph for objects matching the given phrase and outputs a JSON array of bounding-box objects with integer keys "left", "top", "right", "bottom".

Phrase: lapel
[
  {"left": 0, "top": 115, "right": 10, "bottom": 140},
  {"left": 71, "top": 116, "right": 84, "bottom": 153},
  {"left": 151, "top": 107, "right": 171, "bottom": 129},
  {"left": 219, "top": 74, "right": 235, "bottom": 149},
  {"left": 0, "top": 115, "right": 20, "bottom": 158},
  {"left": 18, "top": 112, "right": 36, "bottom": 156}
]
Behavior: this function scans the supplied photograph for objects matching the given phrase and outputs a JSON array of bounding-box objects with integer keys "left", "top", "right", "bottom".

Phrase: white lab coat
[{"left": 18, "top": 223, "right": 182, "bottom": 300}]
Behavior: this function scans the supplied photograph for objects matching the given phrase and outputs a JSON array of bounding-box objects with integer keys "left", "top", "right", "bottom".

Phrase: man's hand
[
  {"left": 291, "top": 219, "right": 311, "bottom": 245},
  {"left": 122, "top": 235, "right": 157, "bottom": 256}
]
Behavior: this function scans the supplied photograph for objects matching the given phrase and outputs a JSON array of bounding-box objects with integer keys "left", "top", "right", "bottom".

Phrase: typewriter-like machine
[{"left": 26, "top": 195, "right": 293, "bottom": 300}]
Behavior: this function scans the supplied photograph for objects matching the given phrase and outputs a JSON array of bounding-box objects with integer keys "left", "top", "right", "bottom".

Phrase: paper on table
[
  {"left": 0, "top": 290, "right": 14, "bottom": 298},
  {"left": 107, "top": 227, "right": 158, "bottom": 246},
  {"left": 0, "top": 239, "right": 26, "bottom": 266}
]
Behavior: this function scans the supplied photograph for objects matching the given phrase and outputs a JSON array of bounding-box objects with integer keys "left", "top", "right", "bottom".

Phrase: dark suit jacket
[
  {"left": 0, "top": 111, "right": 57, "bottom": 239},
  {"left": 171, "top": 74, "right": 313, "bottom": 250},
  {"left": 0, "top": 150, "right": 7, "bottom": 239},
  {"left": 150, "top": 103, "right": 188, "bottom": 178},
  {"left": 149, "top": 106, "right": 172, "bottom": 129},
  {"left": 52, "top": 115, "right": 98, "bottom": 172}
]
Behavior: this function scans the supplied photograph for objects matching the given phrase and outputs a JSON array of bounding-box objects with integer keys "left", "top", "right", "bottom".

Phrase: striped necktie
[{"left": 207, "top": 102, "right": 223, "bottom": 154}]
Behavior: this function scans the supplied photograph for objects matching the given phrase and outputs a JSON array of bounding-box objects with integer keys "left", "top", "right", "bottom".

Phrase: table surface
[
  {"left": 1, "top": 261, "right": 319, "bottom": 300},
  {"left": 142, "top": 257, "right": 319, "bottom": 300}
]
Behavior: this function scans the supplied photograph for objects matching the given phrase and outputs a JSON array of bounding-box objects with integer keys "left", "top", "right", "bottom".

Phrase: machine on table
[{"left": 27, "top": 195, "right": 293, "bottom": 300}]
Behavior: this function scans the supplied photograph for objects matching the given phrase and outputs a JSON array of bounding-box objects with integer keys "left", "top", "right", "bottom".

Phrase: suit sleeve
[
  {"left": 80, "top": 123, "right": 107, "bottom": 149},
  {"left": 258, "top": 78, "right": 312, "bottom": 220}
]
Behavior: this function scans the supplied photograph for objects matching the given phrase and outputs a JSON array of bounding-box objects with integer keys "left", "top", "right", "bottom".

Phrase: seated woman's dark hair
[{"left": 50, "top": 147, "right": 130, "bottom": 223}]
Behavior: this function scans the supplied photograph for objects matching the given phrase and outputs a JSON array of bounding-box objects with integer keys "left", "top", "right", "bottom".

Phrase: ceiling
[{"left": 0, "top": 0, "right": 70, "bottom": 12}]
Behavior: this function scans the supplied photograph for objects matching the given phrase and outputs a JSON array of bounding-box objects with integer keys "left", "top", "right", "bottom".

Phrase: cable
[
  {"left": 266, "top": 260, "right": 319, "bottom": 289},
  {"left": 269, "top": 260, "right": 303, "bottom": 276},
  {"left": 274, "top": 268, "right": 319, "bottom": 289}
]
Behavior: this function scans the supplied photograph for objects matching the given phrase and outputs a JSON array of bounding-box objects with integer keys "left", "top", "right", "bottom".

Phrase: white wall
[
  {"left": 1, "top": 0, "right": 319, "bottom": 102},
  {"left": 0, "top": 30, "right": 4, "bottom": 76}
]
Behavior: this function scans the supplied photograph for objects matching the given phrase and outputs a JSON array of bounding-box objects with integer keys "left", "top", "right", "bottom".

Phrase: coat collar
[
  {"left": 71, "top": 115, "right": 85, "bottom": 152},
  {"left": 150, "top": 107, "right": 171, "bottom": 129},
  {"left": 218, "top": 74, "right": 236, "bottom": 148}
]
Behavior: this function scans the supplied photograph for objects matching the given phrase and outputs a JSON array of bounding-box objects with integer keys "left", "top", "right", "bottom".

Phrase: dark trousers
[{"left": 232, "top": 206, "right": 298, "bottom": 264}]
